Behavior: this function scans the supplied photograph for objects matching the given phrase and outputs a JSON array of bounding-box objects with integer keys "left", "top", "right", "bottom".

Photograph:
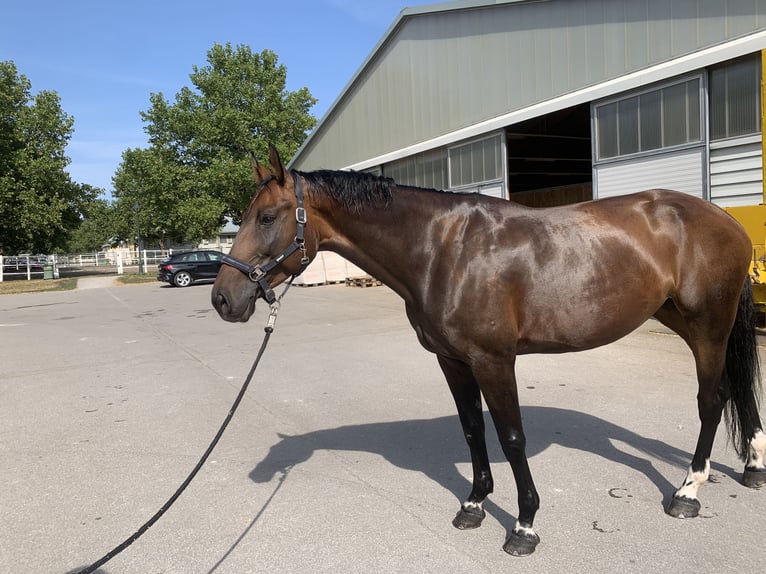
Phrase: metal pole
[{"left": 134, "top": 203, "right": 143, "bottom": 274}]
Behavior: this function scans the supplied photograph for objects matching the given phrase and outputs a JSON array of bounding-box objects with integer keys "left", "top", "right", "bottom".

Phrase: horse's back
[
  {"left": 498, "top": 189, "right": 752, "bottom": 353},
  {"left": 512, "top": 189, "right": 750, "bottom": 265}
]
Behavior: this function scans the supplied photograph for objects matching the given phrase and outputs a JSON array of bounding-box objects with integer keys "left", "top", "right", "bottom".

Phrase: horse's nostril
[{"left": 212, "top": 289, "right": 228, "bottom": 313}]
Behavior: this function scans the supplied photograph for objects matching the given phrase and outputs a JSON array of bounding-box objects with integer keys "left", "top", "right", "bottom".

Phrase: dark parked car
[{"left": 157, "top": 250, "right": 224, "bottom": 287}]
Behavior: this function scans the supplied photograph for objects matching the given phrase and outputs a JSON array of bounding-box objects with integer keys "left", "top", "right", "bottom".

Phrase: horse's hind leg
[
  {"left": 745, "top": 430, "right": 766, "bottom": 487},
  {"left": 655, "top": 304, "right": 731, "bottom": 518},
  {"left": 437, "top": 355, "right": 494, "bottom": 529}
]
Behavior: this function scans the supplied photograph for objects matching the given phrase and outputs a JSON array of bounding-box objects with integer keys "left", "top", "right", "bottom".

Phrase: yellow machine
[
  {"left": 725, "top": 204, "right": 766, "bottom": 316},
  {"left": 721, "top": 50, "right": 766, "bottom": 317}
]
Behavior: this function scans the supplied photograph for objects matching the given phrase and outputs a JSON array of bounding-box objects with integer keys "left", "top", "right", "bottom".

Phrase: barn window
[
  {"left": 709, "top": 54, "right": 761, "bottom": 141},
  {"left": 595, "top": 76, "right": 703, "bottom": 160},
  {"left": 385, "top": 147, "right": 448, "bottom": 190},
  {"left": 448, "top": 134, "right": 503, "bottom": 188}
]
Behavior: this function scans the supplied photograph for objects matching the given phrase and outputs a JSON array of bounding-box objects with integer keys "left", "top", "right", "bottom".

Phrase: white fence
[{"left": 0, "top": 250, "right": 170, "bottom": 282}]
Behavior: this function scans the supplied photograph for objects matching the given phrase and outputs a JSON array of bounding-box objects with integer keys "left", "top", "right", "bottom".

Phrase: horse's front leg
[
  {"left": 476, "top": 356, "right": 541, "bottom": 556},
  {"left": 437, "top": 355, "right": 494, "bottom": 530}
]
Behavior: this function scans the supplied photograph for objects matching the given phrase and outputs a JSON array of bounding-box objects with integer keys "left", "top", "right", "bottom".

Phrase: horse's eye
[{"left": 259, "top": 214, "right": 276, "bottom": 226}]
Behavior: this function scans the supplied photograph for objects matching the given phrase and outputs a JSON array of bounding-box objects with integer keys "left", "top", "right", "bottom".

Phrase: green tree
[
  {"left": 0, "top": 61, "right": 99, "bottom": 254},
  {"left": 113, "top": 43, "right": 317, "bottom": 245},
  {"left": 66, "top": 198, "right": 129, "bottom": 252}
]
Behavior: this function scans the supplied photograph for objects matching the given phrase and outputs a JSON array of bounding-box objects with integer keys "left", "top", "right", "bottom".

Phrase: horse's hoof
[
  {"left": 452, "top": 506, "right": 485, "bottom": 530},
  {"left": 502, "top": 528, "right": 540, "bottom": 556},
  {"left": 743, "top": 467, "right": 766, "bottom": 488},
  {"left": 666, "top": 495, "right": 701, "bottom": 519}
]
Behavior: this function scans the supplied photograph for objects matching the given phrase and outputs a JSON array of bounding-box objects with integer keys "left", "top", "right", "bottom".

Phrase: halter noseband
[{"left": 221, "top": 171, "right": 310, "bottom": 305}]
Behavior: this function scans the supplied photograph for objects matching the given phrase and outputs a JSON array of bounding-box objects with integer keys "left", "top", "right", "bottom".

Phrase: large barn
[{"left": 289, "top": 0, "right": 766, "bottom": 210}]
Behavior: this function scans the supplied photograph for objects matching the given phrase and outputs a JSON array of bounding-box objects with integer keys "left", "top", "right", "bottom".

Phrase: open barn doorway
[{"left": 506, "top": 104, "right": 592, "bottom": 207}]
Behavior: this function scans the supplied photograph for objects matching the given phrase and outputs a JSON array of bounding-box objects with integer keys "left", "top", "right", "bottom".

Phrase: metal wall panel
[
  {"left": 293, "top": 0, "right": 766, "bottom": 171},
  {"left": 710, "top": 136, "right": 764, "bottom": 206},
  {"left": 594, "top": 147, "right": 706, "bottom": 198}
]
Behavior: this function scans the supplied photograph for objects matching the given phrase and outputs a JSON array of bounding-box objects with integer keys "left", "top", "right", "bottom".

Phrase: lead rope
[{"left": 73, "top": 278, "right": 296, "bottom": 574}]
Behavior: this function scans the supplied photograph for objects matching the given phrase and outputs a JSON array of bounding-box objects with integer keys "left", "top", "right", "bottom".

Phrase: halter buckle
[{"left": 248, "top": 265, "right": 265, "bottom": 282}]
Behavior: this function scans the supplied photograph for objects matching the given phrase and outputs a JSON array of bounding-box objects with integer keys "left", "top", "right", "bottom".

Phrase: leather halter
[{"left": 221, "top": 171, "right": 309, "bottom": 304}]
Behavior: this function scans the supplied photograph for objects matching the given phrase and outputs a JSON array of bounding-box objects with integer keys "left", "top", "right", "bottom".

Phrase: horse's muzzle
[{"left": 211, "top": 284, "right": 257, "bottom": 323}]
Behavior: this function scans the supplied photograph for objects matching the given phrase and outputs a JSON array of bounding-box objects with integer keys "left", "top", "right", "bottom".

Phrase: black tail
[{"left": 725, "top": 279, "right": 763, "bottom": 459}]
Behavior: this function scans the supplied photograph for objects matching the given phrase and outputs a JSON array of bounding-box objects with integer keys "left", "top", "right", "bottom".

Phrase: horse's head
[{"left": 211, "top": 144, "right": 317, "bottom": 322}]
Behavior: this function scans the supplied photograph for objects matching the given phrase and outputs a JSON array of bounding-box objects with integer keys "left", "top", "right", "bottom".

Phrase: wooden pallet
[
  {"left": 345, "top": 275, "right": 382, "bottom": 288},
  {"left": 296, "top": 279, "right": 354, "bottom": 288}
]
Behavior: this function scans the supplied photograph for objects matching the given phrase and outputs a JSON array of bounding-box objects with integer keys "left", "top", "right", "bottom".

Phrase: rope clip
[{"left": 265, "top": 301, "right": 281, "bottom": 333}]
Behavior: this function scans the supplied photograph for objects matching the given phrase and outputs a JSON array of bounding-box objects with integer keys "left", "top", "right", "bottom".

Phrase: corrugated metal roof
[
  {"left": 289, "top": 0, "right": 766, "bottom": 172},
  {"left": 303, "top": 0, "right": 536, "bottom": 141}
]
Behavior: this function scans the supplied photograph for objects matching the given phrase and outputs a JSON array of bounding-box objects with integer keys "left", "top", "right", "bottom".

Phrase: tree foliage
[
  {"left": 0, "top": 61, "right": 99, "bottom": 254},
  {"left": 113, "top": 43, "right": 317, "bottom": 247},
  {"left": 65, "top": 198, "right": 121, "bottom": 252}
]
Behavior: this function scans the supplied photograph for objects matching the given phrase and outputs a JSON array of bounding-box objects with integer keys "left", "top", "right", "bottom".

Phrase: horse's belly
[{"left": 515, "top": 298, "right": 661, "bottom": 355}]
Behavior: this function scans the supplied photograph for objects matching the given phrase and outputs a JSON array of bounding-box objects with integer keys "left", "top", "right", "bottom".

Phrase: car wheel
[{"left": 173, "top": 271, "right": 193, "bottom": 287}]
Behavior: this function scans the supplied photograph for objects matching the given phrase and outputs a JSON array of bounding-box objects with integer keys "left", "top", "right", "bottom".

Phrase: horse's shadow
[{"left": 249, "top": 406, "right": 739, "bottom": 528}]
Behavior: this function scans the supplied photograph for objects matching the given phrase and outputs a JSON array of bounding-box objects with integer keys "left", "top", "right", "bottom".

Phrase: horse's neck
[{"left": 317, "top": 188, "right": 438, "bottom": 304}]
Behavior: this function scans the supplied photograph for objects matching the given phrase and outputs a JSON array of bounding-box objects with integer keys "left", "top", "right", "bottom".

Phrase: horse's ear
[
  {"left": 268, "top": 143, "right": 286, "bottom": 185},
  {"left": 249, "top": 150, "right": 268, "bottom": 182}
]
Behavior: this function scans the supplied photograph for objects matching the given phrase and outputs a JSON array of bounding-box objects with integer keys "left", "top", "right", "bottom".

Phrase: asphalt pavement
[{"left": 1, "top": 279, "right": 764, "bottom": 574}]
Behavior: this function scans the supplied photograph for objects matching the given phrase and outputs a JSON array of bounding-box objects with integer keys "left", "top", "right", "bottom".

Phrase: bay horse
[{"left": 211, "top": 145, "right": 764, "bottom": 556}]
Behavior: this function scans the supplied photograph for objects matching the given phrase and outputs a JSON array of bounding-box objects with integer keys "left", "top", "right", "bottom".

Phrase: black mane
[{"left": 296, "top": 169, "right": 394, "bottom": 212}]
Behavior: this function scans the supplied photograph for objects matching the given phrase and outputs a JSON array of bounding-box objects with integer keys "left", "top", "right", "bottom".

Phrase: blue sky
[{"left": 0, "top": 0, "right": 436, "bottom": 198}]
